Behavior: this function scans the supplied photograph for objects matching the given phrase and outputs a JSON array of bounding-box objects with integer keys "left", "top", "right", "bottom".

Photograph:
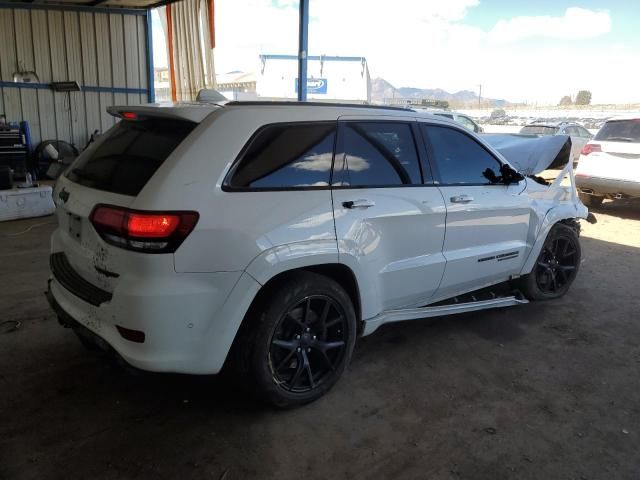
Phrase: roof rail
[{"left": 223, "top": 101, "right": 409, "bottom": 111}]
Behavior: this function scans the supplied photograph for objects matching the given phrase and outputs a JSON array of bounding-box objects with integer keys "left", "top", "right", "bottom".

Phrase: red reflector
[
  {"left": 127, "top": 213, "right": 180, "bottom": 238},
  {"left": 122, "top": 111, "right": 138, "bottom": 120},
  {"left": 91, "top": 206, "right": 126, "bottom": 231},
  {"left": 581, "top": 143, "right": 601, "bottom": 155},
  {"left": 116, "top": 325, "right": 146, "bottom": 343}
]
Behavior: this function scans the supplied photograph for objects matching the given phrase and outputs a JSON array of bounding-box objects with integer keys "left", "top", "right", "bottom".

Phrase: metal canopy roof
[{"left": 1, "top": 0, "right": 180, "bottom": 10}]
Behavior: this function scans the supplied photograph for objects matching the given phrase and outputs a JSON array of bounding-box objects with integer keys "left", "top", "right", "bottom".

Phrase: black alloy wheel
[
  {"left": 535, "top": 235, "right": 579, "bottom": 294},
  {"left": 519, "top": 223, "right": 581, "bottom": 301},
  {"left": 230, "top": 271, "right": 357, "bottom": 408},
  {"left": 269, "top": 295, "right": 348, "bottom": 393}
]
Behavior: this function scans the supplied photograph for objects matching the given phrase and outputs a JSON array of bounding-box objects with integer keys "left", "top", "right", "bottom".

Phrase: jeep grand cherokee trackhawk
[{"left": 47, "top": 101, "right": 588, "bottom": 407}]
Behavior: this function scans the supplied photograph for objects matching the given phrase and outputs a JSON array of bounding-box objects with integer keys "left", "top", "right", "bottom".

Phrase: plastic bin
[{"left": 0, "top": 185, "right": 56, "bottom": 222}]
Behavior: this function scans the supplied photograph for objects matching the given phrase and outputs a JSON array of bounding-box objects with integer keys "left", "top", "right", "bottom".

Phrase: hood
[{"left": 481, "top": 134, "right": 572, "bottom": 175}]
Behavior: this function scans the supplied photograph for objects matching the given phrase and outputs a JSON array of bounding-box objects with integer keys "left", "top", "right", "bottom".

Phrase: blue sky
[
  {"left": 153, "top": 0, "right": 640, "bottom": 104},
  {"left": 465, "top": 0, "right": 639, "bottom": 44}
]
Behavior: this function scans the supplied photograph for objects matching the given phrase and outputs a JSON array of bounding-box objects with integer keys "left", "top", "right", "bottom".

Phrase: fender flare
[
  {"left": 519, "top": 203, "right": 587, "bottom": 275},
  {"left": 244, "top": 241, "right": 380, "bottom": 320},
  {"left": 244, "top": 239, "right": 340, "bottom": 285}
]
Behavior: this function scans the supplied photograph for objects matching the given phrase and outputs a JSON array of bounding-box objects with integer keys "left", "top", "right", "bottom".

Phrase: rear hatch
[
  {"left": 52, "top": 110, "right": 199, "bottom": 295},
  {"left": 577, "top": 119, "right": 640, "bottom": 182}
]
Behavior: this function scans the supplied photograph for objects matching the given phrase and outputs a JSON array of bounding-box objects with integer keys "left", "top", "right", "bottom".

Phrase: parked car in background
[
  {"left": 47, "top": 101, "right": 588, "bottom": 407},
  {"left": 575, "top": 117, "right": 640, "bottom": 206},
  {"left": 520, "top": 121, "right": 592, "bottom": 166},
  {"left": 431, "top": 111, "right": 484, "bottom": 133}
]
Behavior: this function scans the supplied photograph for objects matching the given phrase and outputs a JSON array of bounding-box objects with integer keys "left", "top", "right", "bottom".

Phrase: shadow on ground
[
  {"left": 1, "top": 219, "right": 639, "bottom": 480},
  {"left": 588, "top": 198, "right": 640, "bottom": 221}
]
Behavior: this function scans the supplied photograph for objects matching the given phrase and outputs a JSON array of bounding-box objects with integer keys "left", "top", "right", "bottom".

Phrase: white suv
[
  {"left": 47, "top": 101, "right": 588, "bottom": 407},
  {"left": 576, "top": 117, "right": 640, "bottom": 206}
]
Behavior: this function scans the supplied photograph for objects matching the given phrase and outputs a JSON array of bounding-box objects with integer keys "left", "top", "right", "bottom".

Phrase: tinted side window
[
  {"left": 422, "top": 125, "right": 502, "bottom": 185},
  {"left": 333, "top": 122, "right": 422, "bottom": 187},
  {"left": 228, "top": 123, "right": 336, "bottom": 188}
]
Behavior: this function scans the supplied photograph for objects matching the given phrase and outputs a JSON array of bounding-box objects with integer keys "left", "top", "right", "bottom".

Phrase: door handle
[
  {"left": 450, "top": 195, "right": 474, "bottom": 203},
  {"left": 342, "top": 199, "right": 375, "bottom": 209}
]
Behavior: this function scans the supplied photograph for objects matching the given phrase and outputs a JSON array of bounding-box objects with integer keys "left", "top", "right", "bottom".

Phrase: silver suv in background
[
  {"left": 432, "top": 111, "right": 484, "bottom": 133},
  {"left": 520, "top": 121, "right": 592, "bottom": 166}
]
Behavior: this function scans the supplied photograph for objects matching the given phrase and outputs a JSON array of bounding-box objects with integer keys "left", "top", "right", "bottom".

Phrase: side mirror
[
  {"left": 500, "top": 164, "right": 524, "bottom": 184},
  {"left": 476, "top": 125, "right": 484, "bottom": 133}
]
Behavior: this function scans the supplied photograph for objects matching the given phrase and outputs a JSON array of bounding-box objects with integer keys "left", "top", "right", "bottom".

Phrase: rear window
[
  {"left": 66, "top": 117, "right": 196, "bottom": 196},
  {"left": 226, "top": 122, "right": 336, "bottom": 189},
  {"left": 520, "top": 126, "right": 558, "bottom": 135},
  {"left": 594, "top": 120, "right": 640, "bottom": 143}
]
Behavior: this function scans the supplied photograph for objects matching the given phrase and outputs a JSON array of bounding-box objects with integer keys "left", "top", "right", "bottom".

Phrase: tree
[
  {"left": 489, "top": 109, "right": 506, "bottom": 121},
  {"left": 575, "top": 90, "right": 592, "bottom": 105},
  {"left": 559, "top": 95, "right": 572, "bottom": 106}
]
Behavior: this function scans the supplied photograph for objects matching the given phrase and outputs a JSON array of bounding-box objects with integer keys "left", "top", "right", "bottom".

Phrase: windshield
[
  {"left": 594, "top": 120, "right": 640, "bottom": 143},
  {"left": 66, "top": 117, "right": 196, "bottom": 196},
  {"left": 520, "top": 126, "right": 559, "bottom": 135}
]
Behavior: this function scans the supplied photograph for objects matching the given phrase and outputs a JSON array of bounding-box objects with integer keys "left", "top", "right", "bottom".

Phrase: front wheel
[
  {"left": 519, "top": 223, "right": 581, "bottom": 300},
  {"left": 235, "top": 272, "right": 357, "bottom": 408}
]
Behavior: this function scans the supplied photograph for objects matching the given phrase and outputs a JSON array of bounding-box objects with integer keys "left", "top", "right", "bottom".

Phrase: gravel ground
[{"left": 1, "top": 200, "right": 639, "bottom": 480}]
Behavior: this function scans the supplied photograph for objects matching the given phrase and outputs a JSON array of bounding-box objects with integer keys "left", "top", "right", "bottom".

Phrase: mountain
[{"left": 371, "top": 77, "right": 508, "bottom": 107}]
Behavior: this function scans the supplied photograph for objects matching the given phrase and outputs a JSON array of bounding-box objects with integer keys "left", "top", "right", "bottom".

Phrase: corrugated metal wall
[{"left": 0, "top": 5, "right": 151, "bottom": 149}]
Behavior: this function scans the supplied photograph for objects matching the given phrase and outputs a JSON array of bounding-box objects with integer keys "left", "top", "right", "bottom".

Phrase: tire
[
  {"left": 232, "top": 271, "right": 357, "bottom": 408},
  {"left": 519, "top": 223, "right": 581, "bottom": 301},
  {"left": 579, "top": 193, "right": 604, "bottom": 207}
]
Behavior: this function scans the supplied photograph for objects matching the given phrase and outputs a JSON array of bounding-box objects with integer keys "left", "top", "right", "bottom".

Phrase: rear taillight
[
  {"left": 581, "top": 143, "right": 601, "bottom": 155},
  {"left": 90, "top": 205, "right": 198, "bottom": 253}
]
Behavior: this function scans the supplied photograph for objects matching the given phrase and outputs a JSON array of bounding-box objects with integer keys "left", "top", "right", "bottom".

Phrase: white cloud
[
  {"left": 292, "top": 153, "right": 332, "bottom": 171},
  {"left": 488, "top": 7, "right": 611, "bottom": 44},
  {"left": 154, "top": 1, "right": 640, "bottom": 104}
]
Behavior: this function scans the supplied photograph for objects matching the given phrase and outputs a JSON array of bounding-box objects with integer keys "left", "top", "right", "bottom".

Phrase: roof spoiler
[{"left": 107, "top": 104, "right": 219, "bottom": 123}]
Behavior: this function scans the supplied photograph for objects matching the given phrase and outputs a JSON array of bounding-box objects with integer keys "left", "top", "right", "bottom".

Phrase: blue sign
[{"left": 295, "top": 78, "right": 328, "bottom": 94}]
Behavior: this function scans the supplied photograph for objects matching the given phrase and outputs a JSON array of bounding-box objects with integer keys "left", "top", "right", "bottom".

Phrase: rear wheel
[
  {"left": 234, "top": 272, "right": 357, "bottom": 408},
  {"left": 519, "top": 223, "right": 581, "bottom": 301},
  {"left": 579, "top": 193, "right": 604, "bottom": 207}
]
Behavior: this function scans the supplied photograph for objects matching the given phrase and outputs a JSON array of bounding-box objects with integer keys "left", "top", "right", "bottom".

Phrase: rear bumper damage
[
  {"left": 576, "top": 175, "right": 640, "bottom": 198},
  {"left": 46, "top": 282, "right": 130, "bottom": 364},
  {"left": 46, "top": 260, "right": 261, "bottom": 374}
]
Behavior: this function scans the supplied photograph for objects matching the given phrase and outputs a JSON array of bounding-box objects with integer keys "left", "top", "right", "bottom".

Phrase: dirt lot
[{"left": 1, "top": 201, "right": 639, "bottom": 480}]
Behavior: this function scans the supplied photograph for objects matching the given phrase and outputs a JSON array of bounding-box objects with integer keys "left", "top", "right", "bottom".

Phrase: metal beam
[
  {"left": 297, "top": 0, "right": 309, "bottom": 102},
  {"left": 0, "top": 81, "right": 147, "bottom": 95},
  {"left": 0, "top": 1, "right": 146, "bottom": 15},
  {"left": 148, "top": 0, "right": 182, "bottom": 9},
  {"left": 146, "top": 9, "right": 155, "bottom": 102}
]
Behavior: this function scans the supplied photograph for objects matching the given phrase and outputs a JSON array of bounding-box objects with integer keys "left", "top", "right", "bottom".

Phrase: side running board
[{"left": 362, "top": 296, "right": 528, "bottom": 335}]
